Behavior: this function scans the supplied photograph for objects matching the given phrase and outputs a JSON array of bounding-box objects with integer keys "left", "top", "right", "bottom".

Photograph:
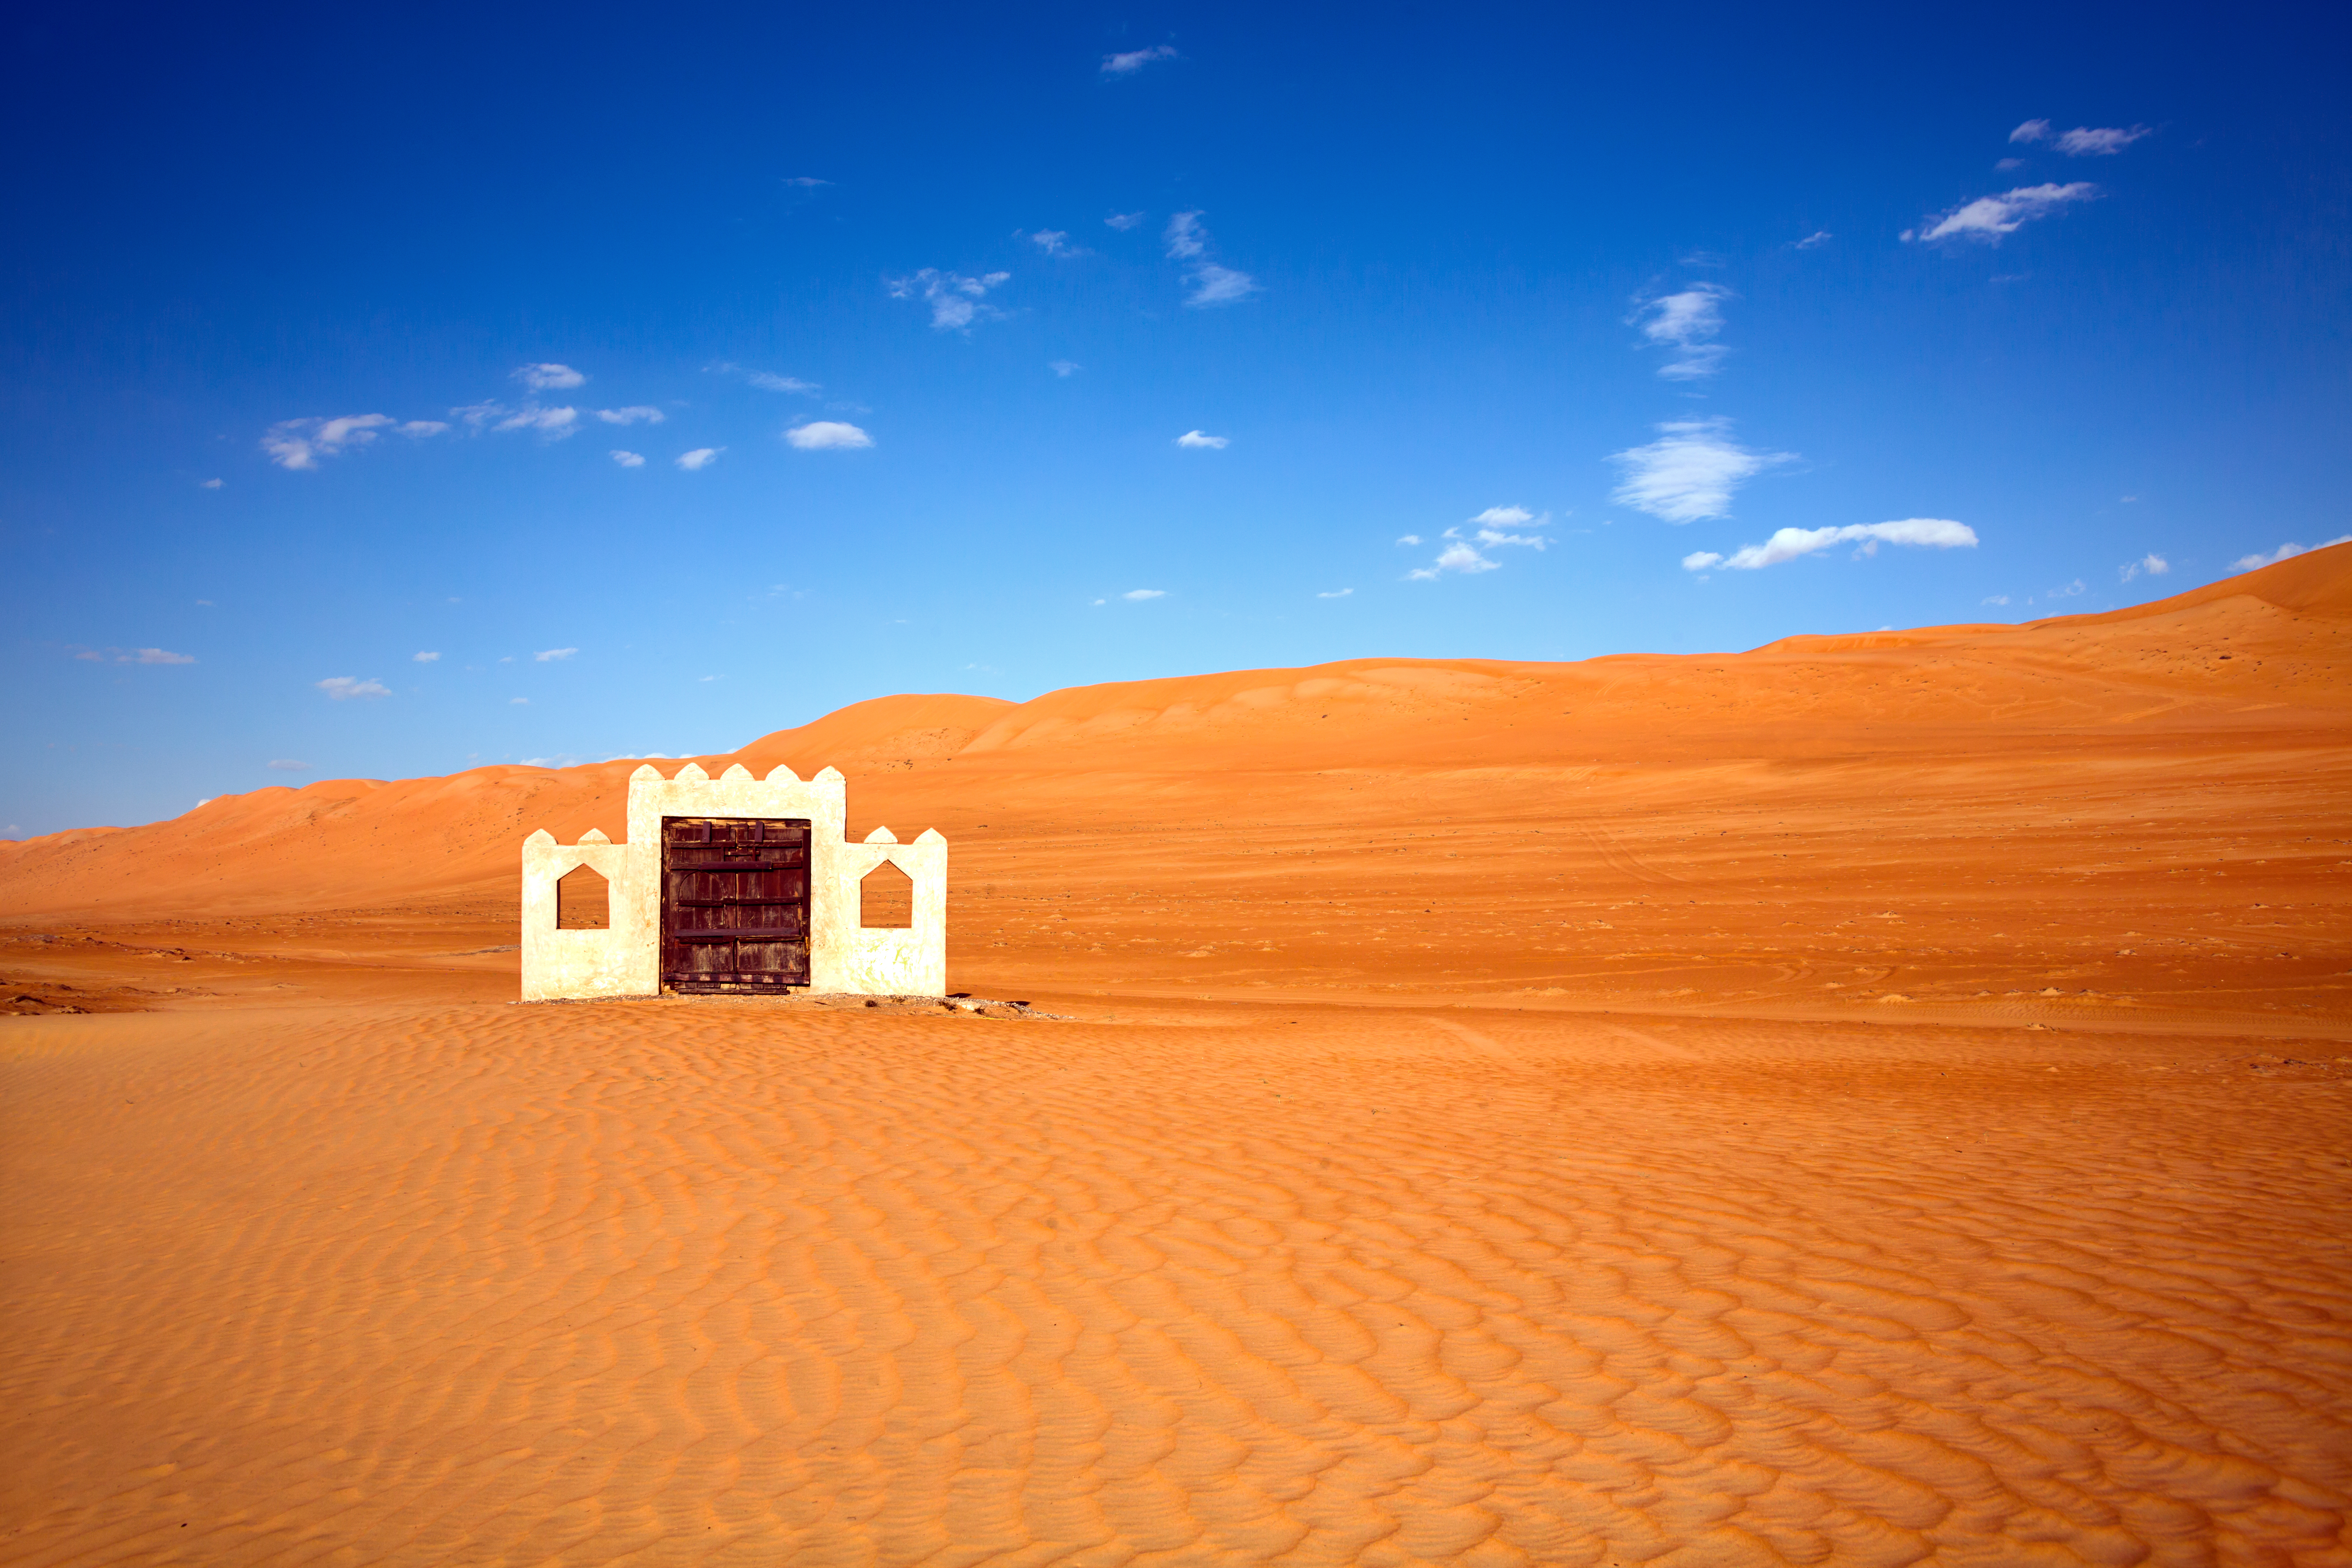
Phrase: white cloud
[
  {"left": 1679, "top": 518, "right": 1977, "bottom": 571},
  {"left": 1609, "top": 418, "right": 1794, "bottom": 523},
  {"left": 786, "top": 421, "right": 872, "bottom": 450},
  {"left": 452, "top": 401, "right": 581, "bottom": 438},
  {"left": 1049, "top": 360, "right": 1081, "bottom": 377},
  {"left": 2232, "top": 535, "right": 2352, "bottom": 572},
  {"left": 1635, "top": 284, "right": 1733, "bottom": 380},
  {"left": 675, "top": 447, "right": 724, "bottom": 470},
  {"left": 1123, "top": 588, "right": 1166, "bottom": 600},
  {"left": 2119, "top": 552, "right": 2170, "bottom": 582},
  {"left": 1185, "top": 263, "right": 1259, "bottom": 307},
  {"left": 782, "top": 176, "right": 830, "bottom": 188},
  {"left": 413, "top": 650, "right": 440, "bottom": 662},
  {"left": 1161, "top": 212, "right": 1258, "bottom": 306},
  {"left": 1317, "top": 588, "right": 1353, "bottom": 598},
  {"left": 510, "top": 697, "right": 529, "bottom": 704},
  {"left": 267, "top": 759, "right": 309, "bottom": 771},
  {"left": 1905, "top": 183, "right": 2098, "bottom": 243},
  {"left": 2009, "top": 119, "right": 2052, "bottom": 144},
  {"left": 1405, "top": 508, "right": 1550, "bottom": 579},
  {"left": 71, "top": 648, "right": 195, "bottom": 668},
  {"left": 1092, "top": 598, "right": 1107, "bottom": 606},
  {"left": 261, "top": 413, "right": 395, "bottom": 470},
  {"left": 200, "top": 477, "right": 225, "bottom": 488},
  {"left": 1025, "top": 230, "right": 1081, "bottom": 256},
  {"left": 514, "top": 363, "right": 585, "bottom": 390},
  {"left": 1463, "top": 504, "right": 1550, "bottom": 549},
  {"left": 1165, "top": 212, "right": 1207, "bottom": 258},
  {"left": 886, "top": 268, "right": 1011, "bottom": 330},
  {"left": 595, "top": 406, "right": 664, "bottom": 425},
  {"left": 1396, "top": 534, "right": 1422, "bottom": 546},
  {"left": 1175, "top": 430, "right": 1229, "bottom": 449},
  {"left": 2050, "top": 578, "right": 2087, "bottom": 597},
  {"left": 1996, "top": 157, "right": 2025, "bottom": 171},
  {"left": 535, "top": 648, "right": 578, "bottom": 662},
  {"left": 708, "top": 362, "right": 821, "bottom": 394},
  {"left": 1795, "top": 231, "right": 1833, "bottom": 249},
  {"left": 1407, "top": 541, "right": 1500, "bottom": 581},
  {"left": 1982, "top": 594, "right": 2011, "bottom": 606},
  {"left": 1102, "top": 44, "right": 1178, "bottom": 76},
  {"left": 2056, "top": 125, "right": 2152, "bottom": 156},
  {"left": 610, "top": 449, "right": 645, "bottom": 467},
  {"left": 317, "top": 676, "right": 390, "bottom": 700},
  {"left": 1105, "top": 212, "right": 1145, "bottom": 231}
]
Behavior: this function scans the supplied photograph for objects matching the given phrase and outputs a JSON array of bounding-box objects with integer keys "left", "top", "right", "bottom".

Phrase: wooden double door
[{"left": 660, "top": 816, "right": 811, "bottom": 991}]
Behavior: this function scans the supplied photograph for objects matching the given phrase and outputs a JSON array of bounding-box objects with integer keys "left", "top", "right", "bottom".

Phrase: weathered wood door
[{"left": 660, "top": 817, "right": 811, "bottom": 991}]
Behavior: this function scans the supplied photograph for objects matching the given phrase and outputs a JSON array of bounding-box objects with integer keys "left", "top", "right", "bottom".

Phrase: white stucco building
[{"left": 520, "top": 762, "right": 946, "bottom": 1001}]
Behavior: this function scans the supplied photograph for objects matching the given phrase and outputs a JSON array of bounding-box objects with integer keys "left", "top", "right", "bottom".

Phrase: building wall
[{"left": 519, "top": 763, "right": 947, "bottom": 1001}]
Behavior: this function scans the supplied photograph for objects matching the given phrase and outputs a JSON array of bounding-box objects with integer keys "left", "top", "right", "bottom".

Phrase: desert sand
[{"left": 3, "top": 548, "right": 2348, "bottom": 1564}]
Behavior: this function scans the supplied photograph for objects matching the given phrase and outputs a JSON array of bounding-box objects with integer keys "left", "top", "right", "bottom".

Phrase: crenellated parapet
[{"left": 518, "top": 762, "right": 947, "bottom": 1001}]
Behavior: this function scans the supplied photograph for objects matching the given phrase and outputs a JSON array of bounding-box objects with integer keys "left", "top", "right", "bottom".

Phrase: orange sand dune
[{"left": 3, "top": 547, "right": 2349, "bottom": 1564}]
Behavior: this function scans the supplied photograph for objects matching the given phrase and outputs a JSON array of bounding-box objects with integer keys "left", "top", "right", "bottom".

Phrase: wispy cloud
[
  {"left": 200, "top": 477, "right": 225, "bottom": 488},
  {"left": 782, "top": 176, "right": 830, "bottom": 188},
  {"left": 1023, "top": 229, "right": 1084, "bottom": 257},
  {"left": 267, "top": 759, "right": 309, "bottom": 771},
  {"left": 1105, "top": 212, "right": 1145, "bottom": 231},
  {"left": 675, "top": 447, "right": 724, "bottom": 470},
  {"left": 708, "top": 361, "right": 821, "bottom": 394},
  {"left": 2011, "top": 119, "right": 2152, "bottom": 156},
  {"left": 2118, "top": 552, "right": 2169, "bottom": 582},
  {"left": 1633, "top": 284, "right": 1733, "bottom": 380},
  {"left": 1395, "top": 534, "right": 1422, "bottom": 546},
  {"left": 1317, "top": 588, "right": 1353, "bottom": 599},
  {"left": 1049, "top": 360, "right": 1081, "bottom": 377},
  {"left": 1185, "top": 263, "right": 1259, "bottom": 306},
  {"left": 316, "top": 676, "right": 390, "bottom": 700},
  {"left": 1609, "top": 418, "right": 1793, "bottom": 523},
  {"left": 262, "top": 413, "right": 442, "bottom": 470},
  {"left": 595, "top": 406, "right": 664, "bottom": 425},
  {"left": 534, "top": 648, "right": 578, "bottom": 662},
  {"left": 785, "top": 421, "right": 872, "bottom": 450},
  {"left": 1122, "top": 588, "right": 1167, "bottom": 600},
  {"left": 1903, "top": 183, "right": 2098, "bottom": 243},
  {"left": 887, "top": 268, "right": 1011, "bottom": 331},
  {"left": 452, "top": 401, "right": 581, "bottom": 438},
  {"left": 514, "top": 363, "right": 586, "bottom": 391},
  {"left": 414, "top": 651, "right": 440, "bottom": 662},
  {"left": 1175, "top": 430, "right": 1229, "bottom": 449},
  {"left": 1681, "top": 518, "right": 1977, "bottom": 572},
  {"left": 1165, "top": 212, "right": 1207, "bottom": 258},
  {"left": 2056, "top": 125, "right": 2150, "bottom": 156},
  {"left": 1406, "top": 506, "right": 1551, "bottom": 580},
  {"left": 610, "top": 450, "right": 644, "bottom": 467},
  {"left": 1102, "top": 44, "right": 1179, "bottom": 77},
  {"left": 1163, "top": 212, "right": 1259, "bottom": 306},
  {"left": 1982, "top": 594, "right": 2011, "bottom": 606},
  {"left": 2232, "top": 534, "right": 2352, "bottom": 572},
  {"left": 72, "top": 645, "right": 197, "bottom": 665},
  {"left": 1795, "top": 231, "right": 1833, "bottom": 249}
]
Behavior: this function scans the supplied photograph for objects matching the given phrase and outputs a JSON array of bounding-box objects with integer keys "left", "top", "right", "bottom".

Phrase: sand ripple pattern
[{"left": 4, "top": 1004, "right": 2350, "bottom": 1565}]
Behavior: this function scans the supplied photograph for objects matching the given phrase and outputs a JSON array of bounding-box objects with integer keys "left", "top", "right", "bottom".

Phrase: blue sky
[{"left": 4, "top": 2, "right": 2346, "bottom": 836}]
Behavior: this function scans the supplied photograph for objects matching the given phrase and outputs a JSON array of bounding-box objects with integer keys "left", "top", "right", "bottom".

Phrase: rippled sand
[
  {"left": 5, "top": 995, "right": 2348, "bottom": 1564},
  {"left": 4, "top": 551, "right": 2350, "bottom": 1562}
]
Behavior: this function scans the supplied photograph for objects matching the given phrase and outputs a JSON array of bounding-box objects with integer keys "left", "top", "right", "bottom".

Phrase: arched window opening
[
  {"left": 557, "top": 865, "right": 610, "bottom": 929},
  {"left": 860, "top": 861, "right": 914, "bottom": 929}
]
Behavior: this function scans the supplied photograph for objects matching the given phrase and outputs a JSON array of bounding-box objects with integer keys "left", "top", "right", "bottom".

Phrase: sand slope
[{"left": 2, "top": 548, "right": 2349, "bottom": 1564}]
